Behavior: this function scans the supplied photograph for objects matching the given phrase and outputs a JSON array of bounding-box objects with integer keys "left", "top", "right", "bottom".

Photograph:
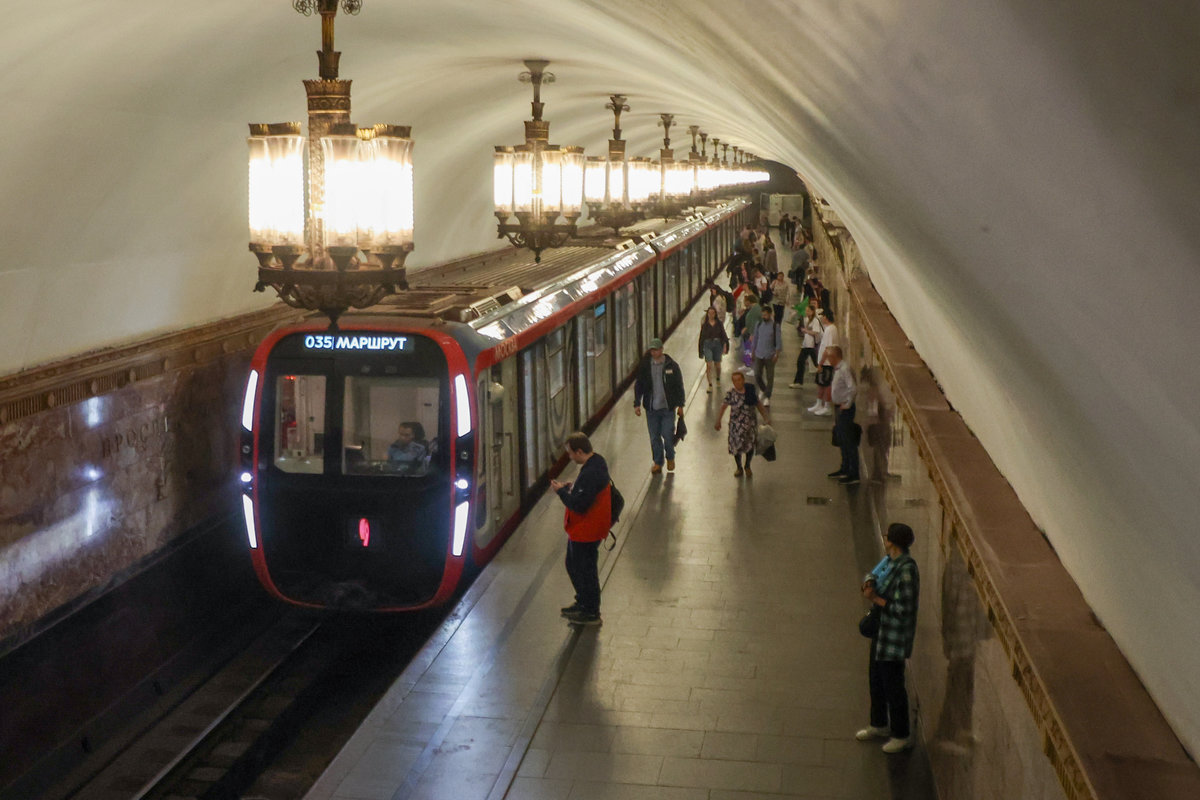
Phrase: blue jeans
[{"left": 646, "top": 407, "right": 676, "bottom": 465}]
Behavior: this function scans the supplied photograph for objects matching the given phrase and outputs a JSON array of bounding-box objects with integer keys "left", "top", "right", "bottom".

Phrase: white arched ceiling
[{"left": 3, "top": 0, "right": 1198, "bottom": 755}]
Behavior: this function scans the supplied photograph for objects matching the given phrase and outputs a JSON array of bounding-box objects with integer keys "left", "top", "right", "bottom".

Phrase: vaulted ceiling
[{"left": 2, "top": 0, "right": 1198, "bottom": 756}]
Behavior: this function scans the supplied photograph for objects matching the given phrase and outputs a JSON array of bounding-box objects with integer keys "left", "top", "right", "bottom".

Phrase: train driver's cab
[{"left": 253, "top": 331, "right": 456, "bottom": 608}]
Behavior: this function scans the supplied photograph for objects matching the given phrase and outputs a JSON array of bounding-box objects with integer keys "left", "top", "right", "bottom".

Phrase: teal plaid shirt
[{"left": 874, "top": 555, "right": 920, "bottom": 661}]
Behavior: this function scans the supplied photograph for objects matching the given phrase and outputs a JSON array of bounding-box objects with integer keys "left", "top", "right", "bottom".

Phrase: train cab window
[
  {"left": 274, "top": 375, "right": 327, "bottom": 474},
  {"left": 342, "top": 376, "right": 441, "bottom": 477}
]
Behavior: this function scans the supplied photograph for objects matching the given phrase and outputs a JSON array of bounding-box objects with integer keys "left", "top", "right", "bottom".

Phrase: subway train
[{"left": 238, "top": 199, "right": 752, "bottom": 611}]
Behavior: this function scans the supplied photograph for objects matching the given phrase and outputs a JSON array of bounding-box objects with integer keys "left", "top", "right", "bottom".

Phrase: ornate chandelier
[
  {"left": 247, "top": 0, "right": 414, "bottom": 325},
  {"left": 493, "top": 60, "right": 585, "bottom": 262},
  {"left": 583, "top": 95, "right": 642, "bottom": 235}
]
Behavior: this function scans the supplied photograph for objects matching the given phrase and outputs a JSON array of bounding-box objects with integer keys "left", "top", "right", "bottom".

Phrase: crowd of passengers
[{"left": 556, "top": 219, "right": 919, "bottom": 752}]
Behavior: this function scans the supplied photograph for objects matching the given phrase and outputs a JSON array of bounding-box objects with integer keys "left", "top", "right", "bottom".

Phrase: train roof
[{"left": 263, "top": 198, "right": 751, "bottom": 369}]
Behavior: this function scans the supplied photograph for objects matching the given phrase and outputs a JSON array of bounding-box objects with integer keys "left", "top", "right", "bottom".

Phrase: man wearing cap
[{"left": 633, "top": 337, "right": 686, "bottom": 473}]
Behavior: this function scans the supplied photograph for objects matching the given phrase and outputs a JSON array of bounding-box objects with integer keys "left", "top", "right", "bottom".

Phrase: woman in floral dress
[{"left": 714, "top": 370, "right": 771, "bottom": 477}]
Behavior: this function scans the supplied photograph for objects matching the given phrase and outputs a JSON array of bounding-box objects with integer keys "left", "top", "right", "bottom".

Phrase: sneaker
[
  {"left": 744, "top": 466, "right": 753, "bottom": 477},
  {"left": 560, "top": 603, "right": 582, "bottom": 616},
  {"left": 667, "top": 459, "right": 676, "bottom": 471},
  {"left": 807, "top": 402, "right": 821, "bottom": 413},
  {"left": 789, "top": 382, "right": 803, "bottom": 388},
  {"left": 827, "top": 470, "right": 846, "bottom": 478},
  {"left": 815, "top": 406, "right": 833, "bottom": 416},
  {"left": 734, "top": 468, "right": 744, "bottom": 477},
  {"left": 855, "top": 726, "right": 890, "bottom": 741},
  {"left": 563, "top": 609, "right": 602, "bottom": 626},
  {"left": 839, "top": 475, "right": 861, "bottom": 485},
  {"left": 881, "top": 737, "right": 912, "bottom": 753},
  {"left": 651, "top": 463, "right": 662, "bottom": 474}
]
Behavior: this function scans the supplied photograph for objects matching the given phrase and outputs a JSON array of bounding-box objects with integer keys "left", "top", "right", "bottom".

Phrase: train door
[
  {"left": 638, "top": 272, "right": 653, "bottom": 353},
  {"left": 622, "top": 283, "right": 640, "bottom": 376},
  {"left": 519, "top": 323, "right": 575, "bottom": 493},
  {"left": 613, "top": 283, "right": 638, "bottom": 381},
  {"left": 475, "top": 358, "right": 519, "bottom": 552},
  {"left": 586, "top": 300, "right": 612, "bottom": 417},
  {"left": 653, "top": 260, "right": 666, "bottom": 336},
  {"left": 682, "top": 244, "right": 694, "bottom": 301}
]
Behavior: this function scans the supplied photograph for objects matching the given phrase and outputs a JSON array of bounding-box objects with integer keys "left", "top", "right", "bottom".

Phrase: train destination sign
[{"left": 304, "top": 334, "right": 412, "bottom": 352}]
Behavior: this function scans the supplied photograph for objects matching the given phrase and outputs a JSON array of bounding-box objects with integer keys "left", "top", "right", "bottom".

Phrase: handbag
[
  {"left": 760, "top": 443, "right": 777, "bottom": 462},
  {"left": 815, "top": 365, "right": 833, "bottom": 387},
  {"left": 859, "top": 605, "right": 881, "bottom": 638},
  {"left": 673, "top": 415, "right": 688, "bottom": 444}
]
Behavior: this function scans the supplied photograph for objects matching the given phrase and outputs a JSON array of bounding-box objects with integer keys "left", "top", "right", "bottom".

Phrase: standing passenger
[
  {"left": 549, "top": 432, "right": 611, "bottom": 626},
  {"left": 750, "top": 305, "right": 783, "bottom": 405},
  {"left": 633, "top": 338, "right": 686, "bottom": 473},
  {"left": 715, "top": 371, "right": 770, "bottom": 477},
  {"left": 810, "top": 308, "right": 838, "bottom": 415},
  {"left": 826, "top": 345, "right": 860, "bottom": 484},
  {"left": 769, "top": 271, "right": 790, "bottom": 322},
  {"left": 790, "top": 304, "right": 822, "bottom": 387},
  {"left": 857, "top": 523, "right": 920, "bottom": 752},
  {"left": 698, "top": 306, "right": 729, "bottom": 394}
]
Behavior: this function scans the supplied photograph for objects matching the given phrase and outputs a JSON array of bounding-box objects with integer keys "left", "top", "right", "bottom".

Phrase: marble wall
[
  {"left": 814, "top": 219, "right": 1066, "bottom": 799},
  {"left": 0, "top": 308, "right": 297, "bottom": 654}
]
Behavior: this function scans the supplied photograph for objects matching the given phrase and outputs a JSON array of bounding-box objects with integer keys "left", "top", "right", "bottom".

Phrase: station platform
[{"left": 305, "top": 280, "right": 937, "bottom": 799}]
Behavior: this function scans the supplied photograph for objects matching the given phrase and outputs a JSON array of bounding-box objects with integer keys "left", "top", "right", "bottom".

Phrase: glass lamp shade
[
  {"left": 513, "top": 149, "right": 534, "bottom": 214},
  {"left": 627, "top": 158, "right": 652, "bottom": 204},
  {"left": 584, "top": 156, "right": 606, "bottom": 205},
  {"left": 561, "top": 147, "right": 584, "bottom": 216},
  {"left": 248, "top": 128, "right": 305, "bottom": 246},
  {"left": 367, "top": 127, "right": 414, "bottom": 249},
  {"left": 322, "top": 132, "right": 366, "bottom": 248},
  {"left": 608, "top": 158, "right": 626, "bottom": 206},
  {"left": 665, "top": 161, "right": 691, "bottom": 198},
  {"left": 494, "top": 148, "right": 515, "bottom": 216},
  {"left": 540, "top": 147, "right": 563, "bottom": 218}
]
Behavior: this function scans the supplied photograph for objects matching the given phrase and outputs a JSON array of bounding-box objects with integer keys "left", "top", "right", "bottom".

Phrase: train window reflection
[
  {"left": 275, "top": 375, "right": 327, "bottom": 474},
  {"left": 343, "top": 376, "right": 441, "bottom": 477}
]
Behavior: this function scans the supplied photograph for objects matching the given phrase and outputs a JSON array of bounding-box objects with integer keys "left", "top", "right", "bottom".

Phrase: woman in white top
[
  {"left": 810, "top": 308, "right": 838, "bottom": 415},
  {"left": 790, "top": 304, "right": 822, "bottom": 387}
]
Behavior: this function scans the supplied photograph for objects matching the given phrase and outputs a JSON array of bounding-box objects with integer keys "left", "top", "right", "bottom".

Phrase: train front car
[{"left": 240, "top": 321, "right": 473, "bottom": 611}]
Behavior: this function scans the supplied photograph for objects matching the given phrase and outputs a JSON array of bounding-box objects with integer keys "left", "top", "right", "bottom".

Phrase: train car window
[
  {"left": 546, "top": 327, "right": 566, "bottom": 397},
  {"left": 274, "top": 375, "right": 327, "bottom": 474},
  {"left": 342, "top": 376, "right": 441, "bottom": 477},
  {"left": 594, "top": 303, "right": 608, "bottom": 354}
]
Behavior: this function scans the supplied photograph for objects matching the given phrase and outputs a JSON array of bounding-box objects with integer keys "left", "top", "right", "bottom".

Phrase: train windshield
[
  {"left": 275, "top": 375, "right": 327, "bottom": 474},
  {"left": 342, "top": 376, "right": 441, "bottom": 477}
]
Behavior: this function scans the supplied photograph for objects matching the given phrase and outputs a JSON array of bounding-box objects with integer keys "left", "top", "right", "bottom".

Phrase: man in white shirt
[{"left": 826, "top": 346, "right": 860, "bottom": 485}]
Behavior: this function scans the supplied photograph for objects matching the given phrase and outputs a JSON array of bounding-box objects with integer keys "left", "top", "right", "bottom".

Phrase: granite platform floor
[{"left": 304, "top": 276, "right": 937, "bottom": 800}]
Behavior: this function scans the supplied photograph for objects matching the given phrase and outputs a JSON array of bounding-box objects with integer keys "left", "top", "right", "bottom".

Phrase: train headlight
[
  {"left": 241, "top": 370, "right": 259, "bottom": 432},
  {"left": 240, "top": 471, "right": 254, "bottom": 485},
  {"left": 455, "top": 478, "right": 469, "bottom": 491},
  {"left": 452, "top": 501, "right": 469, "bottom": 557},
  {"left": 241, "top": 494, "right": 259, "bottom": 549},
  {"left": 453, "top": 374, "right": 472, "bottom": 436}
]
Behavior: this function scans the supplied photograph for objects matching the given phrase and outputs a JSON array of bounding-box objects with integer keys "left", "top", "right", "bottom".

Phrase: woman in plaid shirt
[{"left": 856, "top": 523, "right": 920, "bottom": 753}]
